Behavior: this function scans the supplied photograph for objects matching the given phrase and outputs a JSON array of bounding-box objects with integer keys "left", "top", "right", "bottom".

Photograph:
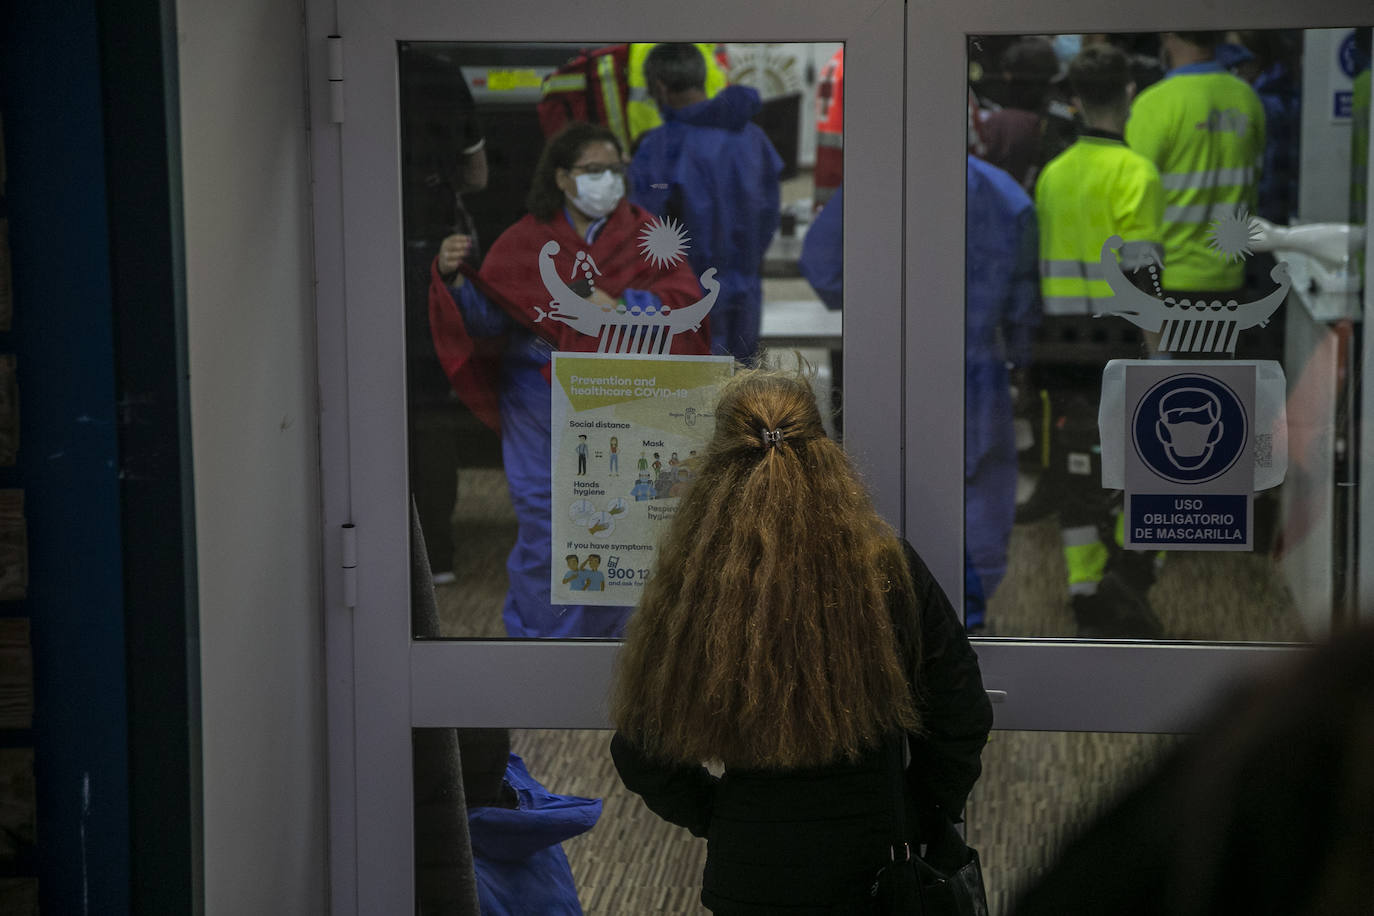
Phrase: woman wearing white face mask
[{"left": 427, "top": 122, "right": 712, "bottom": 639}]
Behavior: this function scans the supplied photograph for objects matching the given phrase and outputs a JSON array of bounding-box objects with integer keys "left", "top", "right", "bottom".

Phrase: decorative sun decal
[
  {"left": 638, "top": 216, "right": 691, "bottom": 269},
  {"left": 1206, "top": 207, "right": 1261, "bottom": 264}
]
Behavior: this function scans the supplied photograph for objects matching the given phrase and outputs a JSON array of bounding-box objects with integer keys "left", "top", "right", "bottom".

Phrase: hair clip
[{"left": 761, "top": 428, "right": 783, "bottom": 447}]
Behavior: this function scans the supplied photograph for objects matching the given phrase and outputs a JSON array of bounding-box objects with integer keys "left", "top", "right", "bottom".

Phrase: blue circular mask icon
[{"left": 1132, "top": 373, "right": 1247, "bottom": 484}]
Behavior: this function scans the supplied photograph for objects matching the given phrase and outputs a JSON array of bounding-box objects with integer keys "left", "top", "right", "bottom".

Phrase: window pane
[
  {"left": 400, "top": 42, "right": 845, "bottom": 638},
  {"left": 965, "top": 27, "right": 1372, "bottom": 640}
]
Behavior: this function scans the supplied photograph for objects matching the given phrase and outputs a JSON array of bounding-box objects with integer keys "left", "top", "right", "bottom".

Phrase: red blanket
[{"left": 429, "top": 202, "right": 711, "bottom": 432}]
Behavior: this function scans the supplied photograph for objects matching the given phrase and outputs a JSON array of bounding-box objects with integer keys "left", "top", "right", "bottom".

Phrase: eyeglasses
[{"left": 568, "top": 162, "right": 627, "bottom": 177}]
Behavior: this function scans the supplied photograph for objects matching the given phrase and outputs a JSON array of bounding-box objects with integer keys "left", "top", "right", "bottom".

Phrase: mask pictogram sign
[{"left": 1124, "top": 362, "right": 1255, "bottom": 551}]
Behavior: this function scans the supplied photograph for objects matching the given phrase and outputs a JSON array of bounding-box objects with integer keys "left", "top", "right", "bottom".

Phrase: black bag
[{"left": 867, "top": 737, "right": 989, "bottom": 916}]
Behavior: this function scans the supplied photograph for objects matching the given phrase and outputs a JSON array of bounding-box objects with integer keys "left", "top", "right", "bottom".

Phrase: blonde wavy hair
[{"left": 611, "top": 368, "right": 922, "bottom": 769}]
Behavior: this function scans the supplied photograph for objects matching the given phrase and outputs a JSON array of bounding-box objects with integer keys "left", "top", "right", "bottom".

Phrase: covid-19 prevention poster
[{"left": 550, "top": 352, "right": 734, "bottom": 606}]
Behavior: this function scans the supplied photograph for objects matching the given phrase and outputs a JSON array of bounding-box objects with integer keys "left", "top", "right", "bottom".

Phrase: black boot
[{"left": 1071, "top": 568, "right": 1163, "bottom": 639}]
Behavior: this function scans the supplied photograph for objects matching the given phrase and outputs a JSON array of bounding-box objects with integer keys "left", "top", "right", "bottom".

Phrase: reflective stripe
[
  {"left": 1159, "top": 166, "right": 1253, "bottom": 191},
  {"left": 816, "top": 132, "right": 844, "bottom": 149},
  {"left": 1042, "top": 248, "right": 1160, "bottom": 275},
  {"left": 1041, "top": 294, "right": 1096, "bottom": 316},
  {"left": 1040, "top": 259, "right": 1104, "bottom": 280},
  {"left": 1041, "top": 262, "right": 1113, "bottom": 315},
  {"left": 1163, "top": 203, "right": 1219, "bottom": 224},
  {"left": 597, "top": 55, "right": 628, "bottom": 150},
  {"left": 628, "top": 86, "right": 650, "bottom": 102},
  {"left": 1061, "top": 525, "right": 1100, "bottom": 548},
  {"left": 542, "top": 74, "right": 587, "bottom": 95}
]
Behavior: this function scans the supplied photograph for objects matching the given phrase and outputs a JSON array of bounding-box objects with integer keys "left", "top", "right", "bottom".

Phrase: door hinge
[
  {"left": 341, "top": 523, "right": 357, "bottom": 608},
  {"left": 327, "top": 35, "right": 345, "bottom": 124}
]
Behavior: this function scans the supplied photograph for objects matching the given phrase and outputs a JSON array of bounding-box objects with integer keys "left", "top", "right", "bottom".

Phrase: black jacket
[{"left": 611, "top": 542, "right": 994, "bottom": 914}]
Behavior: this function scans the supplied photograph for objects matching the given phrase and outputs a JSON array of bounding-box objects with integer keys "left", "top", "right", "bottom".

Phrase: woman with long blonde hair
[{"left": 610, "top": 369, "right": 993, "bottom": 914}]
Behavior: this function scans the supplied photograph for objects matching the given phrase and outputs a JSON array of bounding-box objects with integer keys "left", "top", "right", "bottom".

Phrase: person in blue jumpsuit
[
  {"left": 800, "top": 185, "right": 843, "bottom": 311},
  {"left": 432, "top": 123, "right": 710, "bottom": 637},
  {"left": 629, "top": 42, "right": 783, "bottom": 362},
  {"left": 797, "top": 168, "right": 1037, "bottom": 629},
  {"left": 964, "top": 155, "right": 1041, "bottom": 626},
  {"left": 441, "top": 285, "right": 621, "bottom": 635}
]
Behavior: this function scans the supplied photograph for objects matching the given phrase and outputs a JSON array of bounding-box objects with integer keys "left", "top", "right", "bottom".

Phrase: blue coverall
[
  {"left": 629, "top": 85, "right": 783, "bottom": 361},
  {"left": 965, "top": 155, "right": 1040, "bottom": 615}
]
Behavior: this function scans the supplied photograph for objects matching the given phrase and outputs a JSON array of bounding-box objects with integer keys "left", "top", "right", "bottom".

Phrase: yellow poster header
[{"left": 554, "top": 355, "right": 731, "bottom": 413}]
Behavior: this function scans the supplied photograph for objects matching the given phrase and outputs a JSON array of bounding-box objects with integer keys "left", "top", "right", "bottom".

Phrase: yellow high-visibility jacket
[
  {"left": 1035, "top": 132, "right": 1164, "bottom": 315},
  {"left": 1125, "top": 62, "right": 1265, "bottom": 292}
]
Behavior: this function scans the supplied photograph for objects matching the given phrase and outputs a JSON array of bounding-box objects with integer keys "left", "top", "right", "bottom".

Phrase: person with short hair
[
  {"left": 1126, "top": 31, "right": 1265, "bottom": 299},
  {"left": 1033, "top": 43, "right": 1166, "bottom": 637},
  {"left": 610, "top": 369, "right": 993, "bottom": 914},
  {"left": 626, "top": 43, "right": 729, "bottom": 143},
  {"left": 581, "top": 554, "right": 605, "bottom": 592},
  {"left": 972, "top": 36, "right": 1063, "bottom": 189},
  {"left": 560, "top": 554, "right": 583, "bottom": 590},
  {"left": 1041, "top": 43, "right": 1165, "bottom": 318},
  {"left": 629, "top": 42, "right": 782, "bottom": 362}
]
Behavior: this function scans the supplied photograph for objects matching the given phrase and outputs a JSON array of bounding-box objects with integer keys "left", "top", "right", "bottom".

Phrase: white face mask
[{"left": 569, "top": 170, "right": 625, "bottom": 219}]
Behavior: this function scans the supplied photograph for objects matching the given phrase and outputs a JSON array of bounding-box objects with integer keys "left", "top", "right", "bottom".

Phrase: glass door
[
  {"left": 309, "top": 0, "right": 905, "bottom": 912},
  {"left": 910, "top": 0, "right": 1371, "bottom": 735},
  {"left": 915, "top": 7, "right": 1369, "bottom": 906}
]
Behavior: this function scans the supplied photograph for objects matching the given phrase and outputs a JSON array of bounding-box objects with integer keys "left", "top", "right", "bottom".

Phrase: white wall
[
  {"left": 175, "top": 0, "right": 329, "bottom": 911},
  {"left": 1298, "top": 28, "right": 1356, "bottom": 222}
]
